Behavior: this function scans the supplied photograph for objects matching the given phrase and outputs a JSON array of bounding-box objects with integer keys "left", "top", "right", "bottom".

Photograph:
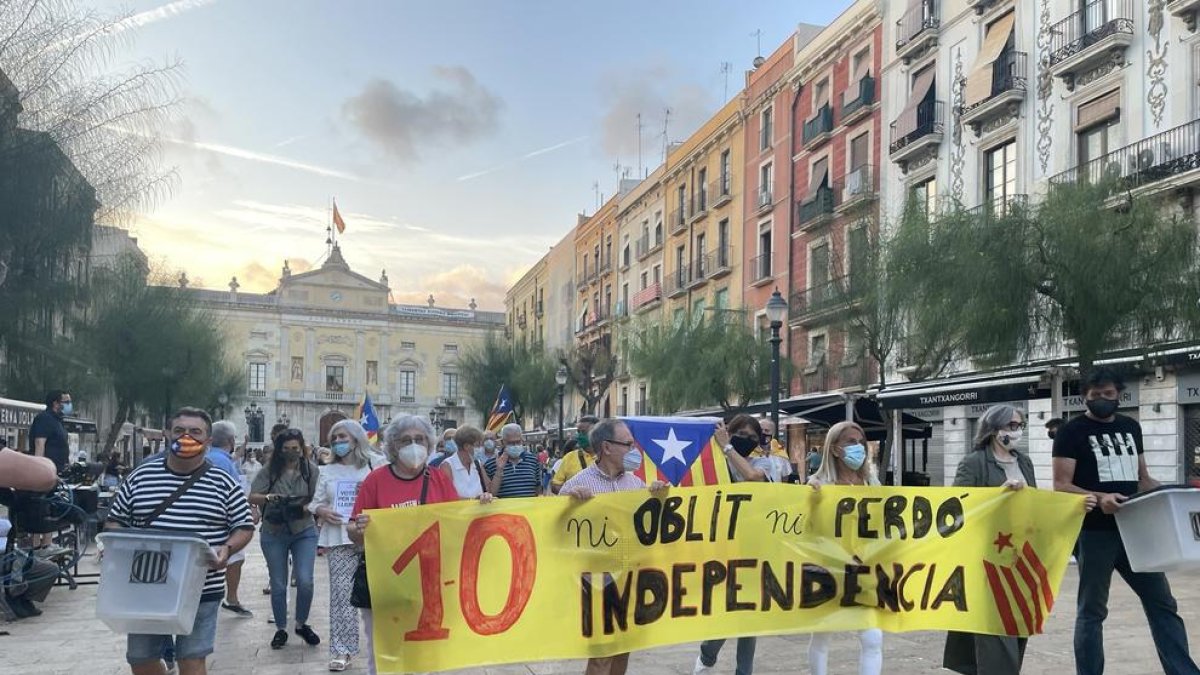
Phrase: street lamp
[
  {"left": 555, "top": 366, "right": 568, "bottom": 450},
  {"left": 765, "top": 288, "right": 788, "bottom": 442},
  {"left": 217, "top": 393, "right": 229, "bottom": 420},
  {"left": 243, "top": 402, "right": 264, "bottom": 443}
]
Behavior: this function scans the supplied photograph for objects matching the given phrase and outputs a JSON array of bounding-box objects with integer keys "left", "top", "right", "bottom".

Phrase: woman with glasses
[
  {"left": 250, "top": 428, "right": 322, "bottom": 650},
  {"left": 942, "top": 404, "right": 1033, "bottom": 674},
  {"left": 805, "top": 420, "right": 884, "bottom": 675},
  {"left": 693, "top": 414, "right": 788, "bottom": 675}
]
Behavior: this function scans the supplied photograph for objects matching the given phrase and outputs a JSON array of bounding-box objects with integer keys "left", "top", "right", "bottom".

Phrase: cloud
[
  {"left": 342, "top": 67, "right": 503, "bottom": 162},
  {"left": 598, "top": 66, "right": 717, "bottom": 160},
  {"left": 163, "top": 136, "right": 364, "bottom": 182},
  {"left": 456, "top": 135, "right": 589, "bottom": 182},
  {"left": 110, "top": 0, "right": 218, "bottom": 34},
  {"left": 389, "top": 265, "right": 508, "bottom": 310}
]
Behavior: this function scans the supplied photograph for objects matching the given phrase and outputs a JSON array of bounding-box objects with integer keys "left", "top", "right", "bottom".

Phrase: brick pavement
[{"left": 2, "top": 534, "right": 1198, "bottom": 675}]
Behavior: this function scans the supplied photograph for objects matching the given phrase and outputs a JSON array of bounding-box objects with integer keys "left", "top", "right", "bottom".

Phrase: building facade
[
  {"left": 505, "top": 256, "right": 547, "bottom": 351},
  {"left": 194, "top": 245, "right": 504, "bottom": 446},
  {"left": 618, "top": 167, "right": 667, "bottom": 416}
]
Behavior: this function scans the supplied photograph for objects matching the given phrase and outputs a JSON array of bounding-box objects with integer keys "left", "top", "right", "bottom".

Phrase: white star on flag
[{"left": 653, "top": 428, "right": 691, "bottom": 465}]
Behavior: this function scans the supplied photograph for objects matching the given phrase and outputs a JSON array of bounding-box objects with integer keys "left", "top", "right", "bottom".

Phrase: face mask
[
  {"left": 397, "top": 442, "right": 428, "bottom": 470},
  {"left": 505, "top": 445, "right": 525, "bottom": 459},
  {"left": 171, "top": 434, "right": 206, "bottom": 459},
  {"left": 332, "top": 441, "right": 352, "bottom": 458},
  {"left": 61, "top": 402, "right": 73, "bottom": 416},
  {"left": 622, "top": 448, "right": 643, "bottom": 472},
  {"left": 1086, "top": 398, "right": 1119, "bottom": 419},
  {"left": 730, "top": 435, "right": 758, "bottom": 458},
  {"left": 576, "top": 432, "right": 590, "bottom": 450},
  {"left": 443, "top": 440, "right": 458, "bottom": 455},
  {"left": 483, "top": 440, "right": 496, "bottom": 452},
  {"left": 841, "top": 443, "right": 867, "bottom": 471},
  {"left": 474, "top": 448, "right": 487, "bottom": 462},
  {"left": 997, "top": 429, "right": 1023, "bottom": 449}
]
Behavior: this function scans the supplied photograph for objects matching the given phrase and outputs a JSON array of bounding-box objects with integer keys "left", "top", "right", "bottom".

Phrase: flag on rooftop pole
[
  {"left": 333, "top": 199, "right": 347, "bottom": 234},
  {"left": 485, "top": 385, "right": 516, "bottom": 433}
]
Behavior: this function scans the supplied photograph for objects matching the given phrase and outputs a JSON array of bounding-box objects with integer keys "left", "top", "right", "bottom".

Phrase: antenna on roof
[
  {"left": 720, "top": 61, "right": 732, "bottom": 101},
  {"left": 751, "top": 29, "right": 765, "bottom": 68}
]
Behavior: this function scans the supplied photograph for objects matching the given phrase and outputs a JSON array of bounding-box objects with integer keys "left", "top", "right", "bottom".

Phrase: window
[
  {"left": 850, "top": 132, "right": 870, "bottom": 171},
  {"left": 621, "top": 283, "right": 629, "bottom": 312},
  {"left": 1082, "top": 0, "right": 1109, "bottom": 34},
  {"left": 400, "top": 341, "right": 416, "bottom": 350},
  {"left": 677, "top": 185, "right": 686, "bottom": 218},
  {"left": 760, "top": 162, "right": 773, "bottom": 200},
  {"left": 814, "top": 78, "right": 830, "bottom": 113},
  {"left": 442, "top": 372, "right": 459, "bottom": 399},
  {"left": 697, "top": 167, "right": 708, "bottom": 209},
  {"left": 810, "top": 242, "right": 830, "bottom": 289},
  {"left": 640, "top": 271, "right": 648, "bottom": 290},
  {"left": 720, "top": 150, "right": 731, "bottom": 193},
  {"left": 911, "top": 177, "right": 938, "bottom": 220},
  {"left": 692, "top": 298, "right": 707, "bottom": 323},
  {"left": 851, "top": 48, "right": 870, "bottom": 84},
  {"left": 715, "top": 288, "right": 729, "bottom": 310},
  {"left": 758, "top": 225, "right": 773, "bottom": 278},
  {"left": 326, "top": 366, "right": 345, "bottom": 393},
  {"left": 695, "top": 233, "right": 706, "bottom": 263},
  {"left": 717, "top": 219, "right": 730, "bottom": 266},
  {"left": 605, "top": 236, "right": 612, "bottom": 268},
  {"left": 248, "top": 363, "right": 267, "bottom": 393},
  {"left": 622, "top": 245, "right": 630, "bottom": 268},
  {"left": 985, "top": 140, "right": 1017, "bottom": 208},
  {"left": 810, "top": 334, "right": 828, "bottom": 365},
  {"left": 443, "top": 343, "right": 458, "bottom": 352},
  {"left": 675, "top": 246, "right": 686, "bottom": 283},
  {"left": 583, "top": 253, "right": 589, "bottom": 275},
  {"left": 760, "top": 107, "right": 773, "bottom": 149},
  {"left": 1076, "top": 90, "right": 1120, "bottom": 168},
  {"left": 673, "top": 307, "right": 686, "bottom": 327},
  {"left": 848, "top": 226, "right": 869, "bottom": 280},
  {"left": 653, "top": 265, "right": 661, "bottom": 285},
  {"left": 398, "top": 370, "right": 416, "bottom": 399}
]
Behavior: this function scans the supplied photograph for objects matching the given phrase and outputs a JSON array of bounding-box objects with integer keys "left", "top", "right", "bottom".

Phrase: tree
[
  {"left": 460, "top": 332, "right": 514, "bottom": 422},
  {"left": 460, "top": 333, "right": 558, "bottom": 425},
  {"left": 84, "top": 254, "right": 240, "bottom": 456},
  {"left": 626, "top": 312, "right": 784, "bottom": 416},
  {"left": 891, "top": 181, "right": 1200, "bottom": 373},
  {"left": 561, "top": 338, "right": 616, "bottom": 417}
]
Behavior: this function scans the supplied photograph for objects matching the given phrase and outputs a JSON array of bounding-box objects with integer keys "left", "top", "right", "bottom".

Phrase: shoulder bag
[
  {"left": 350, "top": 470, "right": 430, "bottom": 609},
  {"left": 135, "top": 461, "right": 212, "bottom": 529}
]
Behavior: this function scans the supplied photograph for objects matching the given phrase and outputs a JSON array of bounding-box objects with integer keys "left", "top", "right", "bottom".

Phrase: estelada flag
[
  {"left": 356, "top": 392, "right": 381, "bottom": 443},
  {"left": 622, "top": 416, "right": 732, "bottom": 487},
  {"left": 333, "top": 200, "right": 347, "bottom": 234},
  {"left": 485, "top": 385, "right": 515, "bottom": 433}
]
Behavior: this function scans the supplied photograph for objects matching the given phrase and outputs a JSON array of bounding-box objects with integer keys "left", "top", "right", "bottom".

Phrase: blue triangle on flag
[{"left": 623, "top": 417, "right": 719, "bottom": 486}]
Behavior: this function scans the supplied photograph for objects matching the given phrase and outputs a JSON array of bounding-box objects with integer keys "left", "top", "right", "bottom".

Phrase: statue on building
[
  {"left": 380, "top": 269, "right": 389, "bottom": 286},
  {"left": 282, "top": 260, "right": 291, "bottom": 279},
  {"left": 229, "top": 276, "right": 240, "bottom": 294},
  {"left": 178, "top": 271, "right": 188, "bottom": 288},
  {"left": 427, "top": 293, "right": 435, "bottom": 307},
  {"left": 469, "top": 298, "right": 477, "bottom": 311}
]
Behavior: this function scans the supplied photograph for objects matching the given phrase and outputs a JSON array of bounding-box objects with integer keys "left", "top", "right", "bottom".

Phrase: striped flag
[
  {"left": 485, "top": 385, "right": 516, "bottom": 433},
  {"left": 356, "top": 392, "right": 381, "bottom": 444},
  {"left": 983, "top": 539, "right": 1057, "bottom": 636},
  {"left": 333, "top": 199, "right": 347, "bottom": 234},
  {"left": 622, "top": 416, "right": 732, "bottom": 487}
]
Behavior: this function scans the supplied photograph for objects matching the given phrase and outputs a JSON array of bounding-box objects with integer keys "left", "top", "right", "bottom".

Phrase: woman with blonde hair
[
  {"left": 308, "top": 419, "right": 379, "bottom": 672},
  {"left": 806, "top": 420, "right": 883, "bottom": 675}
]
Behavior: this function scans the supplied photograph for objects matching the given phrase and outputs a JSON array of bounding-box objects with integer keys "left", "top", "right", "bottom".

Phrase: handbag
[{"left": 350, "top": 470, "right": 429, "bottom": 609}]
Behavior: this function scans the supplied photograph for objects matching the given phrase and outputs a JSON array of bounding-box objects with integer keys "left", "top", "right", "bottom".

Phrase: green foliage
[
  {"left": 626, "top": 312, "right": 784, "bottom": 415},
  {"left": 560, "top": 338, "right": 616, "bottom": 417},
  {"left": 460, "top": 332, "right": 558, "bottom": 424}
]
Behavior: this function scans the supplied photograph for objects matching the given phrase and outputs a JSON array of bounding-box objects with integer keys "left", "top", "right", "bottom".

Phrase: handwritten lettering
[{"left": 566, "top": 517, "right": 618, "bottom": 548}]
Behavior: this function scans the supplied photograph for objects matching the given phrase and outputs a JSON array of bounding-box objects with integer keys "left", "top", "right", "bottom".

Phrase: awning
[
  {"left": 964, "top": 12, "right": 1015, "bottom": 107},
  {"left": 876, "top": 370, "right": 1049, "bottom": 410},
  {"left": 1075, "top": 89, "right": 1120, "bottom": 131},
  {"left": 896, "top": 67, "right": 936, "bottom": 136},
  {"left": 791, "top": 397, "right": 931, "bottom": 442},
  {"left": 806, "top": 157, "right": 830, "bottom": 198}
]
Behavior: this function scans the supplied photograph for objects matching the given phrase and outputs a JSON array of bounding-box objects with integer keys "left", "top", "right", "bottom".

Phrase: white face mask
[
  {"left": 997, "top": 429, "right": 1023, "bottom": 449},
  {"left": 397, "top": 442, "right": 428, "bottom": 470}
]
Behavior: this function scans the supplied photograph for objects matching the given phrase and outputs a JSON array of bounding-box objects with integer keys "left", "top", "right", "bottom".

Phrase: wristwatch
[{"left": 723, "top": 444, "right": 735, "bottom": 454}]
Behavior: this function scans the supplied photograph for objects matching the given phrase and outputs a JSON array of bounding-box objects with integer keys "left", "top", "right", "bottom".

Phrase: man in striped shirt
[
  {"left": 106, "top": 407, "right": 254, "bottom": 675},
  {"left": 485, "top": 422, "right": 544, "bottom": 498},
  {"left": 560, "top": 419, "right": 666, "bottom": 675}
]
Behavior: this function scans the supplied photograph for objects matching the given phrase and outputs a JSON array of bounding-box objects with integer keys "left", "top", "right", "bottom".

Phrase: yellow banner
[{"left": 364, "top": 484, "right": 1084, "bottom": 673}]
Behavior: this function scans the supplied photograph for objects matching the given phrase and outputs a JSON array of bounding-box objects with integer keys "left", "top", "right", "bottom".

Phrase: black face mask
[
  {"left": 730, "top": 435, "right": 758, "bottom": 458},
  {"left": 1086, "top": 398, "right": 1119, "bottom": 419}
]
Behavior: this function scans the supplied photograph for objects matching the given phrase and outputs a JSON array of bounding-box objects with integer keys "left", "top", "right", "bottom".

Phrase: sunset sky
[{"left": 93, "top": 0, "right": 844, "bottom": 309}]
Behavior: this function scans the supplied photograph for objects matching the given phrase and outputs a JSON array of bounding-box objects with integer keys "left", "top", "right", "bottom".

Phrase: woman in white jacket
[{"left": 309, "top": 420, "right": 379, "bottom": 672}]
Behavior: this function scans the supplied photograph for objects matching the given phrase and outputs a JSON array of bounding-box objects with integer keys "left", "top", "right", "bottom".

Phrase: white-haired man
[
  {"left": 484, "top": 423, "right": 543, "bottom": 498},
  {"left": 209, "top": 420, "right": 254, "bottom": 618}
]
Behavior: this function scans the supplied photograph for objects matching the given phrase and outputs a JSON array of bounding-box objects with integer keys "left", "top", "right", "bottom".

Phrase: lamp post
[
  {"left": 555, "top": 366, "right": 568, "bottom": 451},
  {"left": 243, "top": 402, "right": 264, "bottom": 443},
  {"left": 765, "top": 288, "right": 788, "bottom": 443},
  {"left": 217, "top": 393, "right": 229, "bottom": 420}
]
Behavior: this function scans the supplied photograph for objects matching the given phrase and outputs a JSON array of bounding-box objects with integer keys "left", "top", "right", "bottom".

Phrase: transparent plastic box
[
  {"left": 96, "top": 530, "right": 215, "bottom": 634},
  {"left": 1116, "top": 486, "right": 1200, "bottom": 573}
]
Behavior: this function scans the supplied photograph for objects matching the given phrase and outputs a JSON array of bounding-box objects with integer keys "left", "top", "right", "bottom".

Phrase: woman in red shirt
[{"left": 347, "top": 414, "right": 466, "bottom": 675}]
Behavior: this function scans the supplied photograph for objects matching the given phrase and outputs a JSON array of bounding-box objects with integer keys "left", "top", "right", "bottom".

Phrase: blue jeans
[
  {"left": 127, "top": 600, "right": 219, "bottom": 665},
  {"left": 261, "top": 526, "right": 318, "bottom": 630},
  {"left": 1075, "top": 529, "right": 1200, "bottom": 675},
  {"left": 699, "top": 637, "right": 756, "bottom": 675}
]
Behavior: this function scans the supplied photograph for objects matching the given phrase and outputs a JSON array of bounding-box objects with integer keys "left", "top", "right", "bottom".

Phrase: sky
[{"left": 89, "top": 0, "right": 848, "bottom": 309}]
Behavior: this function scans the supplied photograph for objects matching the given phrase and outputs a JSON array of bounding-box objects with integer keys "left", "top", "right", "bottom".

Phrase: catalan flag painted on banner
[
  {"left": 622, "top": 416, "right": 732, "bottom": 487},
  {"left": 356, "top": 392, "right": 381, "bottom": 443},
  {"left": 485, "top": 385, "right": 516, "bottom": 433},
  {"left": 333, "top": 199, "right": 347, "bottom": 234},
  {"left": 984, "top": 540, "right": 1057, "bottom": 635}
]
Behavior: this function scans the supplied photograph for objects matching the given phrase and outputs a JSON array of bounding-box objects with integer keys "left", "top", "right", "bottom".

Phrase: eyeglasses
[
  {"left": 1005, "top": 422, "right": 1027, "bottom": 431},
  {"left": 396, "top": 436, "right": 428, "bottom": 446},
  {"left": 606, "top": 439, "right": 635, "bottom": 448}
]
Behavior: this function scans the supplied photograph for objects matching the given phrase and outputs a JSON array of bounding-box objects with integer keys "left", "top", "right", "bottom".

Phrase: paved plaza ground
[{"left": 2, "top": 534, "right": 1198, "bottom": 675}]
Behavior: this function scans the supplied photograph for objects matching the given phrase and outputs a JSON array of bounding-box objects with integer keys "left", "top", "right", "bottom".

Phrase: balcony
[
  {"left": 631, "top": 282, "right": 663, "bottom": 312},
  {"left": 839, "top": 360, "right": 872, "bottom": 390},
  {"left": 665, "top": 264, "right": 690, "bottom": 298},
  {"left": 576, "top": 270, "right": 589, "bottom": 287},
  {"left": 960, "top": 51, "right": 1027, "bottom": 136},
  {"left": 669, "top": 208, "right": 687, "bottom": 235},
  {"left": 967, "top": 0, "right": 1006, "bottom": 15},
  {"left": 687, "top": 253, "right": 709, "bottom": 289},
  {"left": 1170, "top": 0, "right": 1200, "bottom": 33},
  {"left": 325, "top": 391, "right": 346, "bottom": 402},
  {"left": 595, "top": 304, "right": 612, "bottom": 326},
  {"left": 710, "top": 177, "right": 733, "bottom": 207},
  {"left": 841, "top": 76, "right": 876, "bottom": 126},
  {"left": 636, "top": 232, "right": 664, "bottom": 260},
  {"left": 1047, "top": 0, "right": 1134, "bottom": 92},
  {"left": 689, "top": 191, "right": 709, "bottom": 223},
  {"left": 1049, "top": 118, "right": 1200, "bottom": 194},
  {"left": 756, "top": 186, "right": 773, "bottom": 213},
  {"left": 710, "top": 244, "right": 733, "bottom": 279},
  {"left": 750, "top": 252, "right": 773, "bottom": 286},
  {"left": 398, "top": 395, "right": 416, "bottom": 404},
  {"left": 248, "top": 389, "right": 267, "bottom": 399},
  {"left": 966, "top": 194, "right": 1029, "bottom": 219},
  {"left": 802, "top": 105, "right": 835, "bottom": 148},
  {"left": 797, "top": 185, "right": 838, "bottom": 230},
  {"left": 614, "top": 301, "right": 628, "bottom": 320},
  {"left": 889, "top": 99, "right": 945, "bottom": 169},
  {"left": 803, "top": 364, "right": 832, "bottom": 394},
  {"left": 439, "top": 397, "right": 460, "bottom": 408},
  {"left": 835, "top": 165, "right": 877, "bottom": 214},
  {"left": 599, "top": 257, "right": 613, "bottom": 275},
  {"left": 896, "top": 0, "right": 940, "bottom": 64},
  {"left": 789, "top": 276, "right": 863, "bottom": 326}
]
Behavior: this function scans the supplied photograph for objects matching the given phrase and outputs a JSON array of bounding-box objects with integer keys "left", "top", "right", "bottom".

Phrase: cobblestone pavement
[{"left": 2, "top": 534, "right": 1198, "bottom": 675}]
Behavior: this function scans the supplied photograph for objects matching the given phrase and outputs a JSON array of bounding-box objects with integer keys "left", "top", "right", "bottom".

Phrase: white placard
[{"left": 334, "top": 480, "right": 360, "bottom": 518}]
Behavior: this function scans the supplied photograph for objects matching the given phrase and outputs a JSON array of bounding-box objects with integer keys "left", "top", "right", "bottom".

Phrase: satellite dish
[{"left": 753, "top": 56, "right": 765, "bottom": 68}]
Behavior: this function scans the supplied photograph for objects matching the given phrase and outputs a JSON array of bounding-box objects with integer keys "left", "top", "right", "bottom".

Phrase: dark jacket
[{"left": 952, "top": 445, "right": 1036, "bottom": 489}]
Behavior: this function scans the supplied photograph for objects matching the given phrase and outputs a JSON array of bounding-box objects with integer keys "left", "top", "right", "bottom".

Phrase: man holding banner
[{"left": 560, "top": 418, "right": 667, "bottom": 675}]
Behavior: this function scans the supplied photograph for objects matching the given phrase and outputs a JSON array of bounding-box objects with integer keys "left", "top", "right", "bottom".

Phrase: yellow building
[
  {"left": 661, "top": 97, "right": 745, "bottom": 325},
  {"left": 504, "top": 255, "right": 547, "bottom": 350},
  {"left": 617, "top": 165, "right": 667, "bottom": 416},
  {"left": 191, "top": 245, "right": 504, "bottom": 445},
  {"left": 572, "top": 196, "right": 619, "bottom": 414}
]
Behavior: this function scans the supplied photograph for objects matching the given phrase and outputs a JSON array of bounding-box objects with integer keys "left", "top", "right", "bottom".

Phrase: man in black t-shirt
[
  {"left": 27, "top": 390, "right": 72, "bottom": 555},
  {"left": 1052, "top": 368, "right": 1198, "bottom": 675}
]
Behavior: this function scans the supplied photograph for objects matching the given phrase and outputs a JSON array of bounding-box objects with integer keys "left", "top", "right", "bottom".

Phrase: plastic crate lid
[
  {"left": 1122, "top": 484, "right": 1200, "bottom": 507},
  {"left": 98, "top": 529, "right": 218, "bottom": 561}
]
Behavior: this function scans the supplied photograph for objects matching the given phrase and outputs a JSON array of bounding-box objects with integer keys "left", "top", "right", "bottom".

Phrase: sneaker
[
  {"left": 164, "top": 656, "right": 177, "bottom": 674},
  {"left": 693, "top": 656, "right": 713, "bottom": 674},
  {"left": 271, "top": 629, "right": 288, "bottom": 649},
  {"left": 221, "top": 602, "right": 253, "bottom": 617},
  {"left": 295, "top": 624, "right": 321, "bottom": 646},
  {"left": 35, "top": 545, "right": 70, "bottom": 559},
  {"left": 329, "top": 655, "right": 351, "bottom": 672},
  {"left": 262, "top": 586, "right": 271, "bottom": 595}
]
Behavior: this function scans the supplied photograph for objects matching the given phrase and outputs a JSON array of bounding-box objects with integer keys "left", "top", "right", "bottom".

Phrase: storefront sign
[
  {"left": 879, "top": 381, "right": 1046, "bottom": 410},
  {"left": 965, "top": 402, "right": 1027, "bottom": 419},
  {"left": 0, "top": 401, "right": 41, "bottom": 428},
  {"left": 1178, "top": 373, "right": 1200, "bottom": 405},
  {"left": 1062, "top": 384, "right": 1139, "bottom": 412}
]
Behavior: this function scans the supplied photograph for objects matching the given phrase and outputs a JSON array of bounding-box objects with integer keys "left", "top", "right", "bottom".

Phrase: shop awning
[{"left": 876, "top": 369, "right": 1049, "bottom": 410}]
